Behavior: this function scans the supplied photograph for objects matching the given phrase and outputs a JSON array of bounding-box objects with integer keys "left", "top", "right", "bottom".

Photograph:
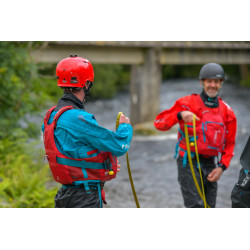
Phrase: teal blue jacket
[{"left": 42, "top": 108, "right": 133, "bottom": 160}]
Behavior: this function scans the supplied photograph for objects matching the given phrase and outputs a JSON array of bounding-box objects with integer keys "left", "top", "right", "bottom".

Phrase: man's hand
[
  {"left": 181, "top": 111, "right": 200, "bottom": 123},
  {"left": 119, "top": 114, "right": 130, "bottom": 124},
  {"left": 117, "top": 160, "right": 121, "bottom": 172},
  {"left": 207, "top": 167, "right": 223, "bottom": 182}
]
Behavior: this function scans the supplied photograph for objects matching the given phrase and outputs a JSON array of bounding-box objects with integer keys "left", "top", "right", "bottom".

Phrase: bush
[
  {"left": 240, "top": 76, "right": 250, "bottom": 87},
  {"left": 0, "top": 131, "right": 58, "bottom": 208},
  {"left": 0, "top": 42, "right": 59, "bottom": 208},
  {"left": 0, "top": 42, "right": 37, "bottom": 138}
]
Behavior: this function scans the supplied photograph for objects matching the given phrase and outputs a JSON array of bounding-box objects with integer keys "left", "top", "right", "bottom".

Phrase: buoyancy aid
[
  {"left": 43, "top": 105, "right": 118, "bottom": 186},
  {"left": 177, "top": 94, "right": 227, "bottom": 156}
]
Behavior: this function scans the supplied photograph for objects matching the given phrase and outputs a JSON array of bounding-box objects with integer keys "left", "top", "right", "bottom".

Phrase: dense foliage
[
  {"left": 0, "top": 42, "right": 34, "bottom": 138},
  {"left": 0, "top": 132, "right": 58, "bottom": 208},
  {"left": 0, "top": 42, "right": 57, "bottom": 208}
]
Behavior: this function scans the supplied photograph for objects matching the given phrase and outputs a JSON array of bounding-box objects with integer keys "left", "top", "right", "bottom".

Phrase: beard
[{"left": 205, "top": 87, "right": 220, "bottom": 98}]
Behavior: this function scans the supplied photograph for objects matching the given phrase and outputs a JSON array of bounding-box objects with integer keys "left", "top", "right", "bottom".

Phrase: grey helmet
[{"left": 199, "top": 63, "right": 225, "bottom": 80}]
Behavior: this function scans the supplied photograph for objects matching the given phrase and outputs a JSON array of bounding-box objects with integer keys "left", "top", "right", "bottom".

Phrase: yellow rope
[
  {"left": 192, "top": 115, "right": 208, "bottom": 208},
  {"left": 116, "top": 112, "right": 140, "bottom": 208},
  {"left": 184, "top": 116, "right": 210, "bottom": 208}
]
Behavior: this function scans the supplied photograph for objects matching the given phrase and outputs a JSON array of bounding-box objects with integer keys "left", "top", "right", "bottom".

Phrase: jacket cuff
[
  {"left": 177, "top": 112, "right": 182, "bottom": 121},
  {"left": 218, "top": 163, "right": 227, "bottom": 171}
]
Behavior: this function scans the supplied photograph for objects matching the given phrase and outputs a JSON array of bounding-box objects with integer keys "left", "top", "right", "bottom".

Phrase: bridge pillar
[
  {"left": 240, "top": 64, "right": 249, "bottom": 81},
  {"left": 130, "top": 48, "right": 161, "bottom": 125}
]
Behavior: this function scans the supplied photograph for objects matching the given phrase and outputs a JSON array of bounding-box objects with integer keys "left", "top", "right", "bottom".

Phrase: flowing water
[{"left": 83, "top": 79, "right": 250, "bottom": 208}]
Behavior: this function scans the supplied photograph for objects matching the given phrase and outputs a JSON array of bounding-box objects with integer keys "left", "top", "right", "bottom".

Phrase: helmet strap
[
  {"left": 200, "top": 80, "right": 204, "bottom": 88},
  {"left": 83, "top": 82, "right": 93, "bottom": 97},
  {"left": 220, "top": 80, "right": 224, "bottom": 88}
]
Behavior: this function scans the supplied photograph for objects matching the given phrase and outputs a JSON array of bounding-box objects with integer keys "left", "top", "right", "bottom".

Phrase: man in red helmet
[
  {"left": 42, "top": 55, "right": 133, "bottom": 208},
  {"left": 154, "top": 63, "right": 237, "bottom": 208}
]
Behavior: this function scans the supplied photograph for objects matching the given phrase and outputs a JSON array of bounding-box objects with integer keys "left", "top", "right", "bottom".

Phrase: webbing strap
[
  {"left": 174, "top": 128, "right": 184, "bottom": 159},
  {"left": 56, "top": 157, "right": 105, "bottom": 169},
  {"left": 181, "top": 150, "right": 195, "bottom": 168},
  {"left": 44, "top": 106, "right": 57, "bottom": 124},
  {"left": 53, "top": 106, "right": 73, "bottom": 128}
]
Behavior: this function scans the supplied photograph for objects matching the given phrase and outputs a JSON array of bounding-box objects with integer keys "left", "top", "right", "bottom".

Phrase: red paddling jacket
[{"left": 154, "top": 93, "right": 237, "bottom": 169}]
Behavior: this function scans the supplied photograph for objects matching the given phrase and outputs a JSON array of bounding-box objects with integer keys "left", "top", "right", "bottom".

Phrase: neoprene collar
[
  {"left": 200, "top": 89, "right": 219, "bottom": 108},
  {"left": 55, "top": 92, "right": 85, "bottom": 111}
]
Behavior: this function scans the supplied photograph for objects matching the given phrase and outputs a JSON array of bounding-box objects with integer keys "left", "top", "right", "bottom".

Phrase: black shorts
[
  {"left": 177, "top": 155, "right": 217, "bottom": 208},
  {"left": 55, "top": 185, "right": 102, "bottom": 208}
]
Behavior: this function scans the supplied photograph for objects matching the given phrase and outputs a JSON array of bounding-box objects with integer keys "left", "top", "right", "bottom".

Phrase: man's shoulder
[
  {"left": 218, "top": 97, "right": 234, "bottom": 111},
  {"left": 218, "top": 97, "right": 236, "bottom": 121},
  {"left": 177, "top": 93, "right": 199, "bottom": 103},
  {"left": 57, "top": 109, "right": 96, "bottom": 126}
]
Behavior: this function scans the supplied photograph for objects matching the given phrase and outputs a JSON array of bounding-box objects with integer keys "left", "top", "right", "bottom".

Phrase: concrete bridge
[{"left": 31, "top": 41, "right": 250, "bottom": 124}]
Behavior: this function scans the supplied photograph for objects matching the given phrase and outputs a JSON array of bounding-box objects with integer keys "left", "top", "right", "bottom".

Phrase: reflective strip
[{"left": 56, "top": 157, "right": 105, "bottom": 169}]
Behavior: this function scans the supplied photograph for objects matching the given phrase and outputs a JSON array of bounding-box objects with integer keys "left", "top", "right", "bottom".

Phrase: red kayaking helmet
[{"left": 56, "top": 55, "right": 94, "bottom": 88}]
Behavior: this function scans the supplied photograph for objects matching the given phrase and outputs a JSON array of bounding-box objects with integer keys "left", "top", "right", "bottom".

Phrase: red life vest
[
  {"left": 178, "top": 94, "right": 227, "bottom": 156},
  {"left": 43, "top": 106, "right": 118, "bottom": 185}
]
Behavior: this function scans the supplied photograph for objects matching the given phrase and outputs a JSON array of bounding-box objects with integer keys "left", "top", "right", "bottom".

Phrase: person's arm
[
  {"left": 207, "top": 109, "right": 237, "bottom": 182},
  {"left": 59, "top": 110, "right": 133, "bottom": 157},
  {"left": 154, "top": 98, "right": 184, "bottom": 131},
  {"left": 154, "top": 95, "right": 197, "bottom": 131},
  {"left": 219, "top": 110, "right": 237, "bottom": 169}
]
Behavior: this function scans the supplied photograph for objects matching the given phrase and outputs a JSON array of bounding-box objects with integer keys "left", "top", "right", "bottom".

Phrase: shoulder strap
[
  {"left": 44, "top": 105, "right": 57, "bottom": 125},
  {"left": 53, "top": 106, "right": 73, "bottom": 128}
]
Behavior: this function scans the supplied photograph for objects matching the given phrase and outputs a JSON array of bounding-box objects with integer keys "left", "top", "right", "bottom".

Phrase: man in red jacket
[{"left": 154, "top": 63, "right": 237, "bottom": 208}]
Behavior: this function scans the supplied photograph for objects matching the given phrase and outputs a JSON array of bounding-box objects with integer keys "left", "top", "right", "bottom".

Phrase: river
[{"left": 82, "top": 79, "right": 250, "bottom": 208}]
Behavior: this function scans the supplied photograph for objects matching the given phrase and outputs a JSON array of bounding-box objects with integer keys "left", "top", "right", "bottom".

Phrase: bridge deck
[{"left": 48, "top": 41, "right": 250, "bottom": 49}]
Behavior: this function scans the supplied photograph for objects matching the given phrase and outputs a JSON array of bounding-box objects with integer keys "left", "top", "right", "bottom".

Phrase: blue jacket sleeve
[{"left": 57, "top": 110, "right": 133, "bottom": 157}]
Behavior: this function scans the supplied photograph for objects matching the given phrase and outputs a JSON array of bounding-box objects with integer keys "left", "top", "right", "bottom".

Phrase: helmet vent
[{"left": 70, "top": 77, "right": 78, "bottom": 84}]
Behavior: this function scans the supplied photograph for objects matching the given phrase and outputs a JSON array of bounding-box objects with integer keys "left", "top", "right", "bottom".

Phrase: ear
[
  {"left": 219, "top": 80, "right": 224, "bottom": 88},
  {"left": 200, "top": 80, "right": 204, "bottom": 88}
]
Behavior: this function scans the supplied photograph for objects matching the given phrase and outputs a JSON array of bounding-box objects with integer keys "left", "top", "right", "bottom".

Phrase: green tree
[
  {"left": 0, "top": 42, "right": 36, "bottom": 138},
  {"left": 0, "top": 42, "right": 57, "bottom": 208}
]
